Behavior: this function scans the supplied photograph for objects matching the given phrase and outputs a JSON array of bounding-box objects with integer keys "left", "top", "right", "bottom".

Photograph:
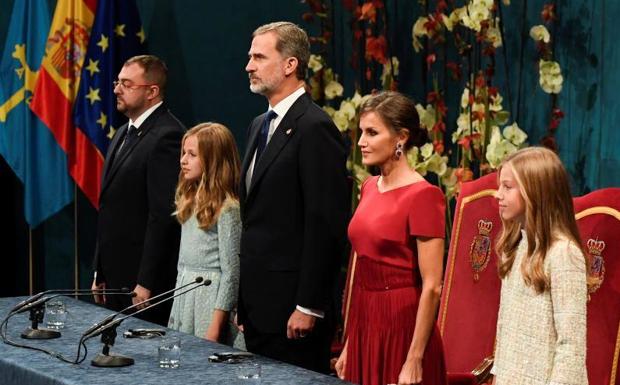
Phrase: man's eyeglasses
[{"left": 113, "top": 80, "right": 156, "bottom": 90}]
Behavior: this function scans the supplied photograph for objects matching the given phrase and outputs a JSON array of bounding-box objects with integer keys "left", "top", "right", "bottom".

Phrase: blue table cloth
[{"left": 0, "top": 296, "right": 350, "bottom": 385}]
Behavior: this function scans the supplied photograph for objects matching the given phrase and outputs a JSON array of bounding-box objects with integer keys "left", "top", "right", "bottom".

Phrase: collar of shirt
[
  {"left": 129, "top": 101, "right": 164, "bottom": 129},
  {"left": 268, "top": 86, "right": 306, "bottom": 133}
]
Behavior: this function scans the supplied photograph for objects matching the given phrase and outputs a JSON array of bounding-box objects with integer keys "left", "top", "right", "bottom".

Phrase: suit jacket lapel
[
  {"left": 101, "top": 104, "right": 165, "bottom": 195},
  {"left": 103, "top": 124, "right": 125, "bottom": 174},
  {"left": 101, "top": 123, "right": 128, "bottom": 193},
  {"left": 247, "top": 94, "right": 310, "bottom": 198},
  {"left": 240, "top": 116, "right": 263, "bottom": 199}
]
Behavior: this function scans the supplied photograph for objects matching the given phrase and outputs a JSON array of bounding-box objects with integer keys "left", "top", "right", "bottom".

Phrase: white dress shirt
[{"left": 129, "top": 100, "right": 163, "bottom": 129}]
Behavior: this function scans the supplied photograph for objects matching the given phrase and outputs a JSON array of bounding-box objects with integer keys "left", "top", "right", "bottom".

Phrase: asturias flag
[{"left": 0, "top": 0, "right": 73, "bottom": 227}]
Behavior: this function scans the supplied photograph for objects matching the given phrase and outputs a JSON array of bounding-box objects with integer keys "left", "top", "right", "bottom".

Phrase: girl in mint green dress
[{"left": 168, "top": 122, "right": 244, "bottom": 349}]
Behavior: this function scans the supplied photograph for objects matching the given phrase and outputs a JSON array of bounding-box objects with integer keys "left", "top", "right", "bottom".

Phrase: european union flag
[
  {"left": 73, "top": 0, "right": 146, "bottom": 203},
  {"left": 0, "top": 0, "right": 73, "bottom": 227}
]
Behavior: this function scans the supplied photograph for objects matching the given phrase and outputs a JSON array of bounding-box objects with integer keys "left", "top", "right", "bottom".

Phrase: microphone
[
  {"left": 14, "top": 289, "right": 135, "bottom": 340},
  {"left": 82, "top": 277, "right": 206, "bottom": 339},
  {"left": 90, "top": 278, "right": 211, "bottom": 339},
  {"left": 14, "top": 289, "right": 134, "bottom": 315},
  {"left": 10, "top": 288, "right": 130, "bottom": 314},
  {"left": 85, "top": 278, "right": 210, "bottom": 368}
]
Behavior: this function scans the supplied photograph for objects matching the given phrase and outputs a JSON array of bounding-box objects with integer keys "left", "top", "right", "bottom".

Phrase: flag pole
[
  {"left": 28, "top": 228, "right": 33, "bottom": 295},
  {"left": 74, "top": 185, "right": 79, "bottom": 298}
]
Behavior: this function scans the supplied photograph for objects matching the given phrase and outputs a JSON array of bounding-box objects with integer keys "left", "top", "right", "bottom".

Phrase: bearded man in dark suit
[
  {"left": 238, "top": 22, "right": 349, "bottom": 373},
  {"left": 92, "top": 55, "right": 185, "bottom": 326}
]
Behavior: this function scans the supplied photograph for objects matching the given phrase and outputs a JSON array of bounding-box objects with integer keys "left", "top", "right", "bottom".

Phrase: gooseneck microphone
[
  {"left": 0, "top": 287, "right": 136, "bottom": 365},
  {"left": 10, "top": 287, "right": 131, "bottom": 314},
  {"left": 3, "top": 289, "right": 135, "bottom": 341},
  {"left": 83, "top": 277, "right": 210, "bottom": 368},
  {"left": 82, "top": 277, "right": 206, "bottom": 338},
  {"left": 84, "top": 277, "right": 209, "bottom": 339}
]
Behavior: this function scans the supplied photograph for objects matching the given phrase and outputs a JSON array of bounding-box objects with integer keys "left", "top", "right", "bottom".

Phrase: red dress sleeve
[
  {"left": 407, "top": 184, "right": 446, "bottom": 238},
  {"left": 358, "top": 175, "right": 376, "bottom": 201}
]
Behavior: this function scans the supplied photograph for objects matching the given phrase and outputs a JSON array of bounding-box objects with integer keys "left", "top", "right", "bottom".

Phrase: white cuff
[{"left": 296, "top": 305, "right": 324, "bottom": 319}]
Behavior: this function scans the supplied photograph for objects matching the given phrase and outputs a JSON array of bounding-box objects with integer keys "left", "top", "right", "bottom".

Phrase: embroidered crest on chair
[
  {"left": 469, "top": 219, "right": 493, "bottom": 281},
  {"left": 586, "top": 238, "right": 606, "bottom": 294}
]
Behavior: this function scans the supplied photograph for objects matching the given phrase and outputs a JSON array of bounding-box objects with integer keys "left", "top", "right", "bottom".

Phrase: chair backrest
[
  {"left": 573, "top": 188, "right": 620, "bottom": 385},
  {"left": 439, "top": 172, "right": 502, "bottom": 373}
]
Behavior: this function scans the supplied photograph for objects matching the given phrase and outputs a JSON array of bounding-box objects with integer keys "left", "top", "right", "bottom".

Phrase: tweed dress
[{"left": 491, "top": 232, "right": 588, "bottom": 385}]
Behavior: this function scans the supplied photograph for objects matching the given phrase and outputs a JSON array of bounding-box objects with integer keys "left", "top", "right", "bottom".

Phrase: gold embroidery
[
  {"left": 586, "top": 239, "right": 605, "bottom": 294},
  {"left": 470, "top": 220, "right": 493, "bottom": 281}
]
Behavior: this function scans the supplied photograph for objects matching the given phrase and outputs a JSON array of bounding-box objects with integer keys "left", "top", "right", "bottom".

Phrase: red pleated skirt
[{"left": 344, "top": 256, "right": 447, "bottom": 385}]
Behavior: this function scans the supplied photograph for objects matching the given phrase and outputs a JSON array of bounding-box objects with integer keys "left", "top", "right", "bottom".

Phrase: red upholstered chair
[
  {"left": 573, "top": 188, "right": 620, "bottom": 385},
  {"left": 439, "top": 172, "right": 501, "bottom": 385}
]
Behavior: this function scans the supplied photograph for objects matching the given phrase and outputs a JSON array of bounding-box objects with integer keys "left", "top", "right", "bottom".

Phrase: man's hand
[
  {"left": 132, "top": 284, "right": 151, "bottom": 309},
  {"left": 286, "top": 309, "right": 316, "bottom": 339},
  {"left": 92, "top": 279, "right": 106, "bottom": 304},
  {"left": 233, "top": 312, "right": 244, "bottom": 333}
]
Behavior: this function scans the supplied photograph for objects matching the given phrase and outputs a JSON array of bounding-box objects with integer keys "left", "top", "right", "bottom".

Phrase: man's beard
[
  {"left": 248, "top": 72, "right": 284, "bottom": 96},
  {"left": 249, "top": 82, "right": 268, "bottom": 95},
  {"left": 116, "top": 99, "right": 127, "bottom": 113}
]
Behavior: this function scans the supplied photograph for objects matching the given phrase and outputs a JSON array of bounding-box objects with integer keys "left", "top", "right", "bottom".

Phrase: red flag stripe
[{"left": 30, "top": 68, "right": 103, "bottom": 208}]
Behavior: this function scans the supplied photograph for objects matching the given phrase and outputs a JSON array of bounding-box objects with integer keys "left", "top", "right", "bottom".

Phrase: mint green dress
[{"left": 168, "top": 204, "right": 245, "bottom": 349}]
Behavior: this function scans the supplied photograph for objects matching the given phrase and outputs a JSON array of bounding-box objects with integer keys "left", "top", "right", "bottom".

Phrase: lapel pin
[{"left": 285, "top": 128, "right": 292, "bottom": 135}]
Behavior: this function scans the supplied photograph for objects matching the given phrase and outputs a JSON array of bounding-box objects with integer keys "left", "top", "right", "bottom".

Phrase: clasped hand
[{"left": 286, "top": 309, "right": 315, "bottom": 339}]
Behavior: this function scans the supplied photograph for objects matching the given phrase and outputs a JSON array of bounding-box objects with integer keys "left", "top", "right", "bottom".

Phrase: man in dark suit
[
  {"left": 238, "top": 22, "right": 349, "bottom": 373},
  {"left": 92, "top": 55, "right": 185, "bottom": 326}
]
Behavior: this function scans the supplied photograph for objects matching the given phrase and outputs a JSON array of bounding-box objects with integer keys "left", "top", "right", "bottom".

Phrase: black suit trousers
[{"left": 242, "top": 314, "right": 333, "bottom": 374}]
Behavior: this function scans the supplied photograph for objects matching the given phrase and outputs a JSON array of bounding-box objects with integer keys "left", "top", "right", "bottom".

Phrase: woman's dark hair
[{"left": 359, "top": 91, "right": 426, "bottom": 150}]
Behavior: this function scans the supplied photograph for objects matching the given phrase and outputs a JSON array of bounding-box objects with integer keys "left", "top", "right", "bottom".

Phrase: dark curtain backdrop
[{"left": 0, "top": 0, "right": 618, "bottom": 294}]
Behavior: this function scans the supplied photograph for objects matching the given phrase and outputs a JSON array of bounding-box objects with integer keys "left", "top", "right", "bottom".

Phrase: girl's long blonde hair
[
  {"left": 174, "top": 122, "right": 240, "bottom": 229},
  {"left": 496, "top": 147, "right": 586, "bottom": 293}
]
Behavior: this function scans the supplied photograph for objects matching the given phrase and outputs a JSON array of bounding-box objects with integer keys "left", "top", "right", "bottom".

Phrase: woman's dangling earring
[{"left": 395, "top": 142, "right": 404, "bottom": 160}]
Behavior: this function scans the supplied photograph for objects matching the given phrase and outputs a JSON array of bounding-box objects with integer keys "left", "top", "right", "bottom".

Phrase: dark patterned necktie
[
  {"left": 117, "top": 125, "right": 138, "bottom": 157},
  {"left": 255, "top": 110, "right": 277, "bottom": 162}
]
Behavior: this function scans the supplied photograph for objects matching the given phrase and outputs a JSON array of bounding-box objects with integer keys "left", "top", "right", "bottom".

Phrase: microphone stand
[
  {"left": 21, "top": 302, "right": 58, "bottom": 340},
  {"left": 86, "top": 279, "right": 210, "bottom": 368},
  {"left": 18, "top": 290, "right": 133, "bottom": 340}
]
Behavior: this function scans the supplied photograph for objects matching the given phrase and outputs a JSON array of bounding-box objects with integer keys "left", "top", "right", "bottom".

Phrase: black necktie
[
  {"left": 117, "top": 125, "right": 138, "bottom": 157},
  {"left": 255, "top": 110, "right": 277, "bottom": 162}
]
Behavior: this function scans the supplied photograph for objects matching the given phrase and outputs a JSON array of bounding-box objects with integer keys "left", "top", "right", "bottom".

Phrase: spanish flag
[{"left": 29, "top": 0, "right": 101, "bottom": 207}]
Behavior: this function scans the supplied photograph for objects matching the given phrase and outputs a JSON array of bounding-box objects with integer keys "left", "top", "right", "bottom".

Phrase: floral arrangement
[
  {"left": 302, "top": 0, "right": 561, "bottom": 221},
  {"left": 529, "top": 3, "right": 565, "bottom": 150}
]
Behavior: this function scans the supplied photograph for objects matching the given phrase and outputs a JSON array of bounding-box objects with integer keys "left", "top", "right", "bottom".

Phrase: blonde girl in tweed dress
[
  {"left": 491, "top": 147, "right": 588, "bottom": 385},
  {"left": 168, "top": 123, "right": 244, "bottom": 348}
]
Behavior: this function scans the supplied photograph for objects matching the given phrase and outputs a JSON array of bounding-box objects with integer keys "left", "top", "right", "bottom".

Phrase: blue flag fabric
[
  {"left": 0, "top": 0, "right": 73, "bottom": 227},
  {"left": 73, "top": 0, "right": 147, "bottom": 158}
]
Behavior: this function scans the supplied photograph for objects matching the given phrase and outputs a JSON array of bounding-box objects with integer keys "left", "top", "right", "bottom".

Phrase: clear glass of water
[
  {"left": 236, "top": 361, "right": 261, "bottom": 382},
  {"left": 158, "top": 337, "right": 181, "bottom": 368},
  {"left": 45, "top": 300, "right": 67, "bottom": 329}
]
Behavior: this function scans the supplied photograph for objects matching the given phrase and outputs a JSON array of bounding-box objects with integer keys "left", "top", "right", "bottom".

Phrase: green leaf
[{"left": 495, "top": 111, "right": 510, "bottom": 126}]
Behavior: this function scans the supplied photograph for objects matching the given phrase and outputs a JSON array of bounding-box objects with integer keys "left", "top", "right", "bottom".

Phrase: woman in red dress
[{"left": 336, "top": 91, "right": 447, "bottom": 385}]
